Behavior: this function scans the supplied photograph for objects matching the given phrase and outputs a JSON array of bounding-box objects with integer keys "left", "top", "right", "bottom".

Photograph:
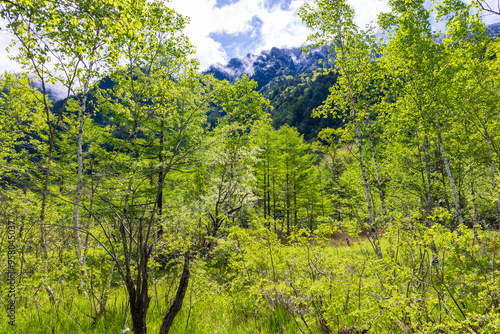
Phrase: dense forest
[{"left": 1, "top": 0, "right": 500, "bottom": 333}]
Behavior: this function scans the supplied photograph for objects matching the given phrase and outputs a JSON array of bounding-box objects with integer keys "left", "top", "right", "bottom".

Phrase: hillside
[
  {"left": 205, "top": 45, "right": 334, "bottom": 89},
  {"left": 260, "top": 68, "right": 341, "bottom": 141},
  {"left": 204, "top": 46, "right": 338, "bottom": 141}
]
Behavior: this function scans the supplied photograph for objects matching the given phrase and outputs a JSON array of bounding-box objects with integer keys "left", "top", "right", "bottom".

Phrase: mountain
[
  {"left": 39, "top": 23, "right": 500, "bottom": 142},
  {"left": 487, "top": 22, "right": 500, "bottom": 36},
  {"left": 261, "top": 68, "right": 342, "bottom": 141},
  {"left": 204, "top": 45, "right": 334, "bottom": 90},
  {"left": 206, "top": 22, "right": 500, "bottom": 90},
  {"left": 204, "top": 46, "right": 338, "bottom": 141}
]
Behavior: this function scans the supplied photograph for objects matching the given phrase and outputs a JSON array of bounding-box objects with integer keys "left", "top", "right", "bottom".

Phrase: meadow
[{"left": 2, "top": 218, "right": 499, "bottom": 334}]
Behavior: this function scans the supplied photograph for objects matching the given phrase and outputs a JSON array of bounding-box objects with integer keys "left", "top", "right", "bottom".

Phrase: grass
[
  {"left": 0, "top": 262, "right": 301, "bottom": 333},
  {"left": 2, "top": 225, "right": 500, "bottom": 333}
]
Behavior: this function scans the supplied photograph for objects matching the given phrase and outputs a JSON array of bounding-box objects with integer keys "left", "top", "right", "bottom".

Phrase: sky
[{"left": 0, "top": 0, "right": 390, "bottom": 81}]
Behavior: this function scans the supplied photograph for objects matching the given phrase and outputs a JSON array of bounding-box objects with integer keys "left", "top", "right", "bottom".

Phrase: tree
[
  {"left": 0, "top": 73, "right": 44, "bottom": 183},
  {"left": 0, "top": 0, "right": 126, "bottom": 280},
  {"left": 438, "top": 2, "right": 500, "bottom": 225},
  {"left": 378, "top": 0, "right": 496, "bottom": 230},
  {"left": 196, "top": 76, "right": 269, "bottom": 237},
  {"left": 473, "top": 0, "right": 500, "bottom": 16},
  {"left": 314, "top": 127, "right": 363, "bottom": 223},
  {"left": 252, "top": 120, "right": 279, "bottom": 223},
  {"left": 276, "top": 125, "right": 315, "bottom": 234},
  {"left": 86, "top": 2, "right": 198, "bottom": 329},
  {"left": 299, "top": 0, "right": 383, "bottom": 258}
]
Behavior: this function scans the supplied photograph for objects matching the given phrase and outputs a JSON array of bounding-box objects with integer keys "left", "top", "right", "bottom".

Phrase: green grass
[
  {"left": 2, "top": 226, "right": 500, "bottom": 333},
  {"left": 0, "top": 266, "right": 300, "bottom": 333}
]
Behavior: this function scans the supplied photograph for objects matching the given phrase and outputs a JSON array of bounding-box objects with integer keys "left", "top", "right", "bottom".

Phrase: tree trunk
[
  {"left": 293, "top": 173, "right": 298, "bottom": 227},
  {"left": 73, "top": 90, "right": 88, "bottom": 266},
  {"left": 340, "top": 44, "right": 382, "bottom": 259},
  {"left": 348, "top": 99, "right": 380, "bottom": 256},
  {"left": 368, "top": 126, "right": 387, "bottom": 218},
  {"left": 416, "top": 132, "right": 438, "bottom": 257},
  {"left": 267, "top": 151, "right": 271, "bottom": 219},
  {"left": 128, "top": 284, "right": 150, "bottom": 334},
  {"left": 318, "top": 167, "right": 325, "bottom": 218},
  {"left": 223, "top": 159, "right": 235, "bottom": 238},
  {"left": 484, "top": 124, "right": 500, "bottom": 223},
  {"left": 470, "top": 158, "right": 478, "bottom": 223},
  {"left": 158, "top": 120, "right": 164, "bottom": 216},
  {"left": 423, "top": 135, "right": 434, "bottom": 223},
  {"left": 126, "top": 226, "right": 152, "bottom": 334},
  {"left": 436, "top": 111, "right": 464, "bottom": 227},
  {"left": 286, "top": 172, "right": 290, "bottom": 235},
  {"left": 272, "top": 176, "right": 276, "bottom": 221},
  {"left": 466, "top": 129, "right": 478, "bottom": 225},
  {"left": 159, "top": 254, "right": 190, "bottom": 334},
  {"left": 263, "top": 164, "right": 267, "bottom": 220},
  {"left": 40, "top": 134, "right": 55, "bottom": 302},
  {"left": 354, "top": 107, "right": 381, "bottom": 258}
]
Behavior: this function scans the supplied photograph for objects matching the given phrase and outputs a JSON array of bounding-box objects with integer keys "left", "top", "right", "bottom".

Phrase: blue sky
[{"left": 209, "top": 15, "right": 264, "bottom": 59}]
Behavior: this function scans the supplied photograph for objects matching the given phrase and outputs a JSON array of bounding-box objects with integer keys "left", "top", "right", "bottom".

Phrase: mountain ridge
[
  {"left": 204, "top": 45, "right": 334, "bottom": 90},
  {"left": 204, "top": 21, "right": 500, "bottom": 90}
]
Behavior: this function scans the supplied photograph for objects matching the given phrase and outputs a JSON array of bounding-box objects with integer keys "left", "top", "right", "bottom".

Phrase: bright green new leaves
[
  {"left": 299, "top": 0, "right": 356, "bottom": 52},
  {"left": 3, "top": 1, "right": 113, "bottom": 92},
  {"left": 300, "top": 0, "right": 386, "bottom": 259},
  {"left": 376, "top": 0, "right": 500, "bottom": 225},
  {"left": 0, "top": 73, "right": 45, "bottom": 178},
  {"left": 209, "top": 75, "right": 270, "bottom": 128}
]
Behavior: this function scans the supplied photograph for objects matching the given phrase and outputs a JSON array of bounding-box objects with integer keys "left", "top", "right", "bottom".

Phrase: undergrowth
[{"left": 1, "top": 218, "right": 499, "bottom": 333}]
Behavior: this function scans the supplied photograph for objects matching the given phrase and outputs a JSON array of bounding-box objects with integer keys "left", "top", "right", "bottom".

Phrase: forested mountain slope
[
  {"left": 487, "top": 21, "right": 500, "bottom": 35},
  {"left": 204, "top": 46, "right": 338, "bottom": 140},
  {"left": 205, "top": 45, "right": 334, "bottom": 89},
  {"left": 41, "top": 23, "right": 500, "bottom": 142},
  {"left": 260, "top": 68, "right": 340, "bottom": 141}
]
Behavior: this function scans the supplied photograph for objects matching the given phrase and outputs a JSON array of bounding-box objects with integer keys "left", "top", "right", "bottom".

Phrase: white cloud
[
  {"left": 1, "top": 0, "right": 497, "bottom": 78},
  {"left": 350, "top": 0, "right": 390, "bottom": 28},
  {"left": 0, "top": 29, "right": 69, "bottom": 100},
  {"left": 169, "top": 0, "right": 314, "bottom": 69},
  {"left": 0, "top": 30, "right": 22, "bottom": 73},
  {"left": 169, "top": 0, "right": 392, "bottom": 70}
]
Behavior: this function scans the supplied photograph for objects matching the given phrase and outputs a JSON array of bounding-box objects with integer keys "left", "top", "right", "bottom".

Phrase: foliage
[{"left": 2, "top": 0, "right": 500, "bottom": 333}]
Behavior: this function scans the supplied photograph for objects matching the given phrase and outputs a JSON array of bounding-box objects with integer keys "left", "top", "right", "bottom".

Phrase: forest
[{"left": 0, "top": 0, "right": 500, "bottom": 333}]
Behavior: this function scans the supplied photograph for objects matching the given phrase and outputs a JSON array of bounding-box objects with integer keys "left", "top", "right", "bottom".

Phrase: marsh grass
[{"left": 2, "top": 224, "right": 500, "bottom": 333}]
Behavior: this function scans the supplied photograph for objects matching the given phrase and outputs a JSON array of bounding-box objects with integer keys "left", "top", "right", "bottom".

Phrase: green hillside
[{"left": 260, "top": 67, "right": 341, "bottom": 141}]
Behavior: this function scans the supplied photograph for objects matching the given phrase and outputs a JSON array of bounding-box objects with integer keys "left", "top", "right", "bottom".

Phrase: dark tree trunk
[
  {"left": 129, "top": 285, "right": 150, "bottom": 334},
  {"left": 159, "top": 254, "right": 190, "bottom": 334},
  {"left": 127, "top": 244, "right": 152, "bottom": 334}
]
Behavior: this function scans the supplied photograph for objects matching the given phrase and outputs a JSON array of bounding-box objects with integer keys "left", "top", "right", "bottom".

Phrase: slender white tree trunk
[
  {"left": 73, "top": 85, "right": 90, "bottom": 265},
  {"left": 436, "top": 111, "right": 464, "bottom": 227},
  {"left": 469, "top": 158, "right": 478, "bottom": 222},
  {"left": 340, "top": 46, "right": 382, "bottom": 259},
  {"left": 368, "top": 125, "right": 387, "bottom": 218}
]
